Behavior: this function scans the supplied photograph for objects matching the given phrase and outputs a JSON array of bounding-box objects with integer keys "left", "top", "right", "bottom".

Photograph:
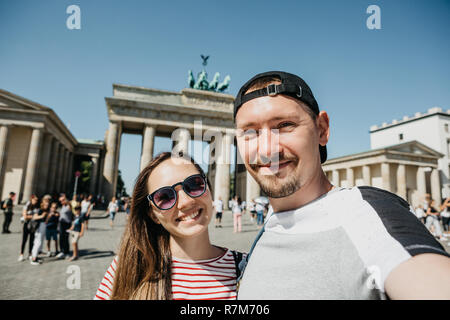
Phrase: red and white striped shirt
[{"left": 94, "top": 249, "right": 244, "bottom": 300}]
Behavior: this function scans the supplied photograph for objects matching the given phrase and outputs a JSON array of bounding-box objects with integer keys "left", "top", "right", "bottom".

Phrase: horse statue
[
  {"left": 208, "top": 72, "right": 220, "bottom": 91},
  {"left": 188, "top": 70, "right": 195, "bottom": 88},
  {"left": 217, "top": 75, "right": 231, "bottom": 92}
]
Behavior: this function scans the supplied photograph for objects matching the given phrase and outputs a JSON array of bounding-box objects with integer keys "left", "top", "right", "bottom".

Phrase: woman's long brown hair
[{"left": 111, "top": 151, "right": 210, "bottom": 300}]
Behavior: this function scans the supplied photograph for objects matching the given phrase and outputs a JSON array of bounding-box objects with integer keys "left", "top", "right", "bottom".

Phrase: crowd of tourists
[
  {"left": 212, "top": 195, "right": 270, "bottom": 232},
  {"left": 1, "top": 192, "right": 96, "bottom": 265},
  {"left": 414, "top": 193, "right": 450, "bottom": 241}
]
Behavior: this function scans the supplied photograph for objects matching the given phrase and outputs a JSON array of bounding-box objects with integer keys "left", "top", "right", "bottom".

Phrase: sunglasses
[{"left": 147, "top": 173, "right": 207, "bottom": 210}]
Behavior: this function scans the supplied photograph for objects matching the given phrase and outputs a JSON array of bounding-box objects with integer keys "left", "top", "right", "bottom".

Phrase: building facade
[
  {"left": 0, "top": 89, "right": 104, "bottom": 204},
  {"left": 370, "top": 107, "right": 450, "bottom": 200}
]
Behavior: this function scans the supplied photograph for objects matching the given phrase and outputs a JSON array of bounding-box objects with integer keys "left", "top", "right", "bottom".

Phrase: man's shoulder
[{"left": 356, "top": 186, "right": 410, "bottom": 209}]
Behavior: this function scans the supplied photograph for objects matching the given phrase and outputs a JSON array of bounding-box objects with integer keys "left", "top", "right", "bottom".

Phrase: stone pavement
[
  {"left": 1, "top": 206, "right": 449, "bottom": 300},
  {"left": 0, "top": 206, "right": 260, "bottom": 300}
]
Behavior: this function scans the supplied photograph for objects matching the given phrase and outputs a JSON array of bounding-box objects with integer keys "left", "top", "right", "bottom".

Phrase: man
[
  {"left": 253, "top": 198, "right": 265, "bottom": 227},
  {"left": 56, "top": 193, "right": 73, "bottom": 259},
  {"left": 2, "top": 192, "right": 16, "bottom": 234},
  {"left": 214, "top": 197, "right": 223, "bottom": 228},
  {"left": 234, "top": 71, "right": 450, "bottom": 299}
]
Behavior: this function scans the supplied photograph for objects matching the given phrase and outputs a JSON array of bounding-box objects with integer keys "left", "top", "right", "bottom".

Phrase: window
[
  {"left": 445, "top": 123, "right": 449, "bottom": 133},
  {"left": 399, "top": 133, "right": 403, "bottom": 141}
]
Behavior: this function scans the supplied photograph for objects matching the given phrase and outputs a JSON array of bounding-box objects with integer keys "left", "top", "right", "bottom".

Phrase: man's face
[{"left": 235, "top": 94, "right": 328, "bottom": 198}]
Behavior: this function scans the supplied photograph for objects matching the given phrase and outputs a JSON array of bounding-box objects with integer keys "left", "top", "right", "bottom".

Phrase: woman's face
[{"left": 147, "top": 158, "right": 213, "bottom": 240}]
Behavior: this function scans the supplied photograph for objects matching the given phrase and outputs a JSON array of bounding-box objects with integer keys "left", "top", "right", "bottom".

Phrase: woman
[
  {"left": 18, "top": 195, "right": 39, "bottom": 262},
  {"left": 30, "top": 199, "right": 50, "bottom": 265},
  {"left": 67, "top": 206, "right": 85, "bottom": 261},
  {"left": 95, "top": 152, "right": 245, "bottom": 300},
  {"left": 440, "top": 197, "right": 450, "bottom": 234},
  {"left": 81, "top": 194, "right": 93, "bottom": 230},
  {"left": 106, "top": 196, "right": 119, "bottom": 228},
  {"left": 45, "top": 202, "right": 60, "bottom": 257},
  {"left": 231, "top": 195, "right": 243, "bottom": 233}
]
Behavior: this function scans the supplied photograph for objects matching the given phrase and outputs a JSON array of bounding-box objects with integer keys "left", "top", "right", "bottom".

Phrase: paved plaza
[
  {"left": 0, "top": 206, "right": 260, "bottom": 300},
  {"left": 1, "top": 206, "right": 449, "bottom": 300}
]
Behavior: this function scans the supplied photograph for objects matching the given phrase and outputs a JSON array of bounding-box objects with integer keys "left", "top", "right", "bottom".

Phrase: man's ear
[{"left": 316, "top": 111, "right": 330, "bottom": 146}]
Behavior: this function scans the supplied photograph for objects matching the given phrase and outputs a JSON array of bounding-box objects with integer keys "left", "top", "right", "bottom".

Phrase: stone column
[
  {"left": 381, "top": 163, "right": 391, "bottom": 192},
  {"left": 103, "top": 121, "right": 121, "bottom": 200},
  {"left": 416, "top": 167, "right": 427, "bottom": 198},
  {"left": 0, "top": 125, "right": 10, "bottom": 198},
  {"left": 214, "top": 133, "right": 232, "bottom": 209},
  {"left": 48, "top": 140, "right": 59, "bottom": 193},
  {"left": 37, "top": 134, "right": 53, "bottom": 196},
  {"left": 55, "top": 144, "right": 65, "bottom": 193},
  {"left": 22, "top": 128, "right": 43, "bottom": 202},
  {"left": 396, "top": 164, "right": 407, "bottom": 200},
  {"left": 430, "top": 168, "right": 441, "bottom": 206},
  {"left": 97, "top": 153, "right": 105, "bottom": 196},
  {"left": 61, "top": 149, "right": 70, "bottom": 193},
  {"left": 363, "top": 165, "right": 371, "bottom": 186},
  {"left": 332, "top": 170, "right": 340, "bottom": 187},
  {"left": 140, "top": 125, "right": 156, "bottom": 171},
  {"left": 246, "top": 170, "right": 261, "bottom": 208},
  {"left": 346, "top": 167, "right": 354, "bottom": 187},
  {"left": 67, "top": 153, "right": 74, "bottom": 195},
  {"left": 89, "top": 155, "right": 99, "bottom": 195}
]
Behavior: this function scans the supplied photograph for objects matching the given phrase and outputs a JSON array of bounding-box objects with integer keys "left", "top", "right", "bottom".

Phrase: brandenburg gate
[{"left": 101, "top": 83, "right": 248, "bottom": 209}]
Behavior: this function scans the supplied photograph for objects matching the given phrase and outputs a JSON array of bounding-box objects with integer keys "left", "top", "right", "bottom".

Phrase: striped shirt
[{"left": 94, "top": 249, "right": 245, "bottom": 300}]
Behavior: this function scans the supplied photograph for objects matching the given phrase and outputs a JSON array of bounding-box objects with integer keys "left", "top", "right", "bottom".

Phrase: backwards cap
[{"left": 234, "top": 71, "right": 327, "bottom": 163}]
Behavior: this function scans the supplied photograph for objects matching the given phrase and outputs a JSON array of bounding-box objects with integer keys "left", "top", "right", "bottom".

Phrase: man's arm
[{"left": 385, "top": 253, "right": 450, "bottom": 299}]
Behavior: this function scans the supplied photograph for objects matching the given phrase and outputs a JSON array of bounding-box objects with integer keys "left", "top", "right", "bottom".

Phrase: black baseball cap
[{"left": 234, "top": 71, "right": 327, "bottom": 163}]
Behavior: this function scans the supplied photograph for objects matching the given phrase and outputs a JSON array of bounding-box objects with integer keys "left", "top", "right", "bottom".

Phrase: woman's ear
[{"left": 148, "top": 208, "right": 161, "bottom": 225}]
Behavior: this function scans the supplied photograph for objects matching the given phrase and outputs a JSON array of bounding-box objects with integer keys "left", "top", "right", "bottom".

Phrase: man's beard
[{"left": 249, "top": 157, "right": 301, "bottom": 198}]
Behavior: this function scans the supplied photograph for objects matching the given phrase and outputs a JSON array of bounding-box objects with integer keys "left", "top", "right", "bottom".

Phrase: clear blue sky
[{"left": 1, "top": 0, "right": 449, "bottom": 194}]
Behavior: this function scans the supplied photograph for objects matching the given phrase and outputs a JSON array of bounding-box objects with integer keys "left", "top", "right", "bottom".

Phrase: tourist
[
  {"left": 67, "top": 206, "right": 85, "bottom": 261},
  {"left": 106, "top": 196, "right": 119, "bottom": 228},
  {"left": 247, "top": 200, "right": 256, "bottom": 222},
  {"left": 94, "top": 152, "right": 245, "bottom": 300},
  {"left": 56, "top": 194, "right": 73, "bottom": 259},
  {"left": 425, "top": 199, "right": 444, "bottom": 240},
  {"left": 254, "top": 198, "right": 265, "bottom": 227},
  {"left": 233, "top": 70, "right": 450, "bottom": 299},
  {"left": 2, "top": 191, "right": 16, "bottom": 234},
  {"left": 231, "top": 195, "right": 242, "bottom": 233},
  {"left": 30, "top": 199, "right": 49, "bottom": 265},
  {"left": 18, "top": 194, "right": 38, "bottom": 261},
  {"left": 213, "top": 196, "right": 223, "bottom": 228},
  {"left": 440, "top": 197, "right": 450, "bottom": 234},
  {"left": 45, "top": 202, "right": 60, "bottom": 257},
  {"left": 81, "top": 194, "right": 94, "bottom": 230},
  {"left": 415, "top": 204, "right": 426, "bottom": 224}
]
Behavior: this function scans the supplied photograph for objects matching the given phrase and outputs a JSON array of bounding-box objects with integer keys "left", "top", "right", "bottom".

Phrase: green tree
[
  {"left": 116, "top": 170, "right": 129, "bottom": 197},
  {"left": 78, "top": 160, "right": 92, "bottom": 195}
]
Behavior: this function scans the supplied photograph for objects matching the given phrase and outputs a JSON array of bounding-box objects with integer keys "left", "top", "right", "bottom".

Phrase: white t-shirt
[
  {"left": 213, "top": 200, "right": 223, "bottom": 213},
  {"left": 238, "top": 186, "right": 449, "bottom": 300},
  {"left": 415, "top": 207, "right": 425, "bottom": 219},
  {"left": 108, "top": 202, "right": 118, "bottom": 213},
  {"left": 231, "top": 200, "right": 242, "bottom": 214},
  {"left": 81, "top": 200, "right": 91, "bottom": 213},
  {"left": 255, "top": 202, "right": 265, "bottom": 212}
]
